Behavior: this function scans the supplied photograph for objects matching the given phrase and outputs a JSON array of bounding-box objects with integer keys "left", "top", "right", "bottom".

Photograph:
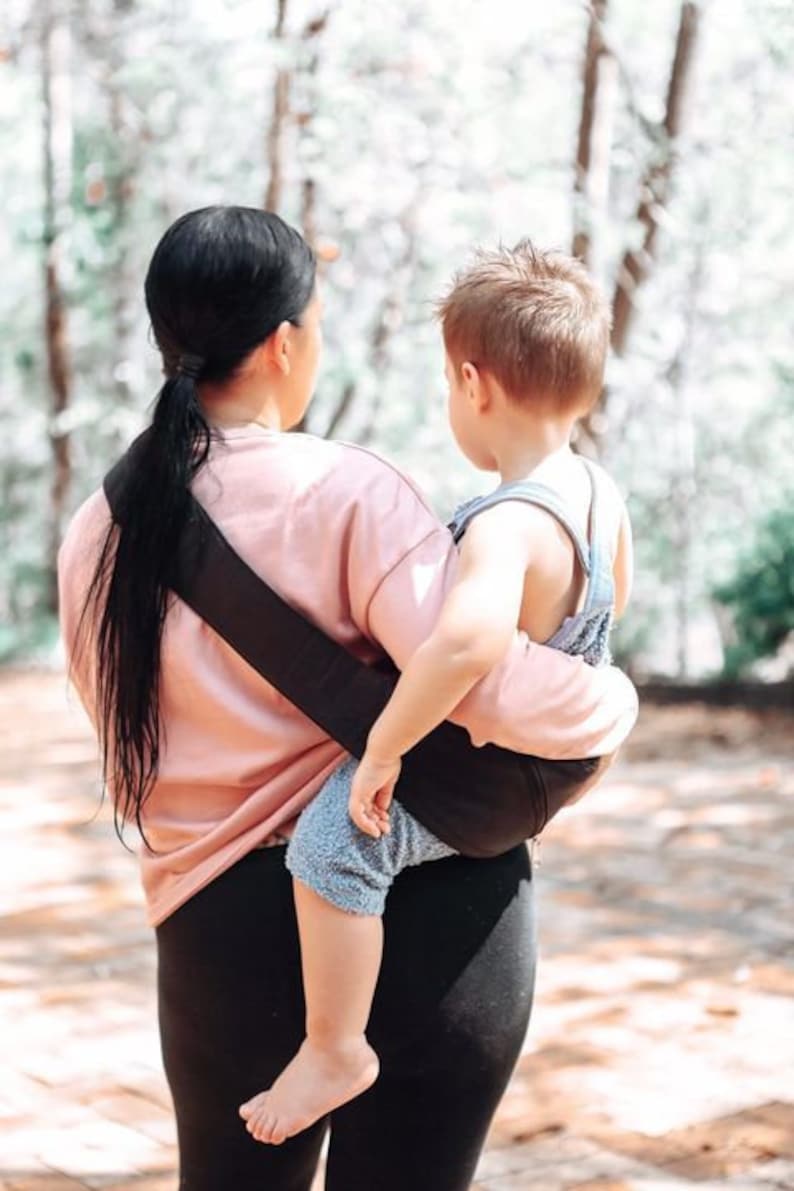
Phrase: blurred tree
[
  {"left": 609, "top": 2, "right": 701, "bottom": 358},
  {"left": 103, "top": 0, "right": 140, "bottom": 451},
  {"left": 265, "top": 0, "right": 289, "bottom": 212},
  {"left": 574, "top": 0, "right": 702, "bottom": 452},
  {"left": 664, "top": 219, "right": 705, "bottom": 679},
  {"left": 296, "top": 9, "right": 331, "bottom": 246},
  {"left": 0, "top": 0, "right": 791, "bottom": 677},
  {"left": 40, "top": 0, "right": 74, "bottom": 614},
  {"left": 572, "top": 0, "right": 617, "bottom": 278}
]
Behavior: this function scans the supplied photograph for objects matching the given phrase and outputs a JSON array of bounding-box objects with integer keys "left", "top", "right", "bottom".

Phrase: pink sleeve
[
  {"left": 352, "top": 475, "right": 638, "bottom": 760},
  {"left": 57, "top": 488, "right": 111, "bottom": 728}
]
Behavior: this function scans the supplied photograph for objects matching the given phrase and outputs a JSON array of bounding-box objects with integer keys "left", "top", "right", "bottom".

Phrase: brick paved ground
[{"left": 1, "top": 670, "right": 793, "bottom": 1190}]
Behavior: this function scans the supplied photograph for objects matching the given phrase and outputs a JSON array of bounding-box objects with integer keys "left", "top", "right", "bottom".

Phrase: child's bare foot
[{"left": 238, "top": 1037, "right": 379, "bottom": 1144}]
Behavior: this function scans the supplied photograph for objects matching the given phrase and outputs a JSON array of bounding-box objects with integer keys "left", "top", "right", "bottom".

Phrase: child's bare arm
[
  {"left": 366, "top": 507, "right": 531, "bottom": 759},
  {"left": 613, "top": 502, "right": 634, "bottom": 619},
  {"left": 349, "top": 506, "right": 532, "bottom": 836}
]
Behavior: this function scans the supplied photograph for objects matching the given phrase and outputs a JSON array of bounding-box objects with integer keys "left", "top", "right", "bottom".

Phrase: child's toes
[
  {"left": 245, "top": 1107, "right": 265, "bottom": 1134},
  {"left": 240, "top": 1092, "right": 265, "bottom": 1118},
  {"left": 254, "top": 1112, "right": 276, "bottom": 1143},
  {"left": 267, "top": 1117, "right": 287, "bottom": 1145},
  {"left": 246, "top": 1106, "right": 268, "bottom": 1139}
]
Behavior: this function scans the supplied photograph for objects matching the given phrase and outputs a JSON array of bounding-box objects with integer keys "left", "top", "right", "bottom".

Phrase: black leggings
[{"left": 156, "top": 842, "right": 536, "bottom": 1191}]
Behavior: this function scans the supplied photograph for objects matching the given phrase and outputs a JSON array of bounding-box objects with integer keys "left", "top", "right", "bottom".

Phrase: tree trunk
[
  {"left": 298, "top": 9, "right": 330, "bottom": 248},
  {"left": 324, "top": 381, "right": 356, "bottom": 438},
  {"left": 315, "top": 207, "right": 418, "bottom": 445},
  {"left": 41, "top": 0, "right": 73, "bottom": 614},
  {"left": 265, "top": 0, "right": 290, "bottom": 211},
  {"left": 668, "top": 219, "right": 707, "bottom": 679},
  {"left": 358, "top": 209, "right": 419, "bottom": 445},
  {"left": 611, "top": 1, "right": 700, "bottom": 357},
  {"left": 106, "top": 0, "right": 138, "bottom": 450},
  {"left": 290, "top": 9, "right": 331, "bottom": 434},
  {"left": 572, "top": 0, "right": 617, "bottom": 280},
  {"left": 577, "top": 1, "right": 701, "bottom": 456}
]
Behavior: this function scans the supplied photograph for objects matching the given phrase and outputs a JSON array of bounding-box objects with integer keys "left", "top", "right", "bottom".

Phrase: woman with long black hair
[{"left": 58, "top": 206, "right": 636, "bottom": 1190}]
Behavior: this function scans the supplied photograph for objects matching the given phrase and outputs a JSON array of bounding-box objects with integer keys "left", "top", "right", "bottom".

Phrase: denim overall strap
[
  {"left": 579, "top": 460, "right": 615, "bottom": 613},
  {"left": 449, "top": 481, "right": 592, "bottom": 576}
]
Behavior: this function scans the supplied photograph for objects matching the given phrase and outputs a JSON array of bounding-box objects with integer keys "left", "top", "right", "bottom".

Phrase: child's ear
[{"left": 462, "top": 361, "right": 491, "bottom": 414}]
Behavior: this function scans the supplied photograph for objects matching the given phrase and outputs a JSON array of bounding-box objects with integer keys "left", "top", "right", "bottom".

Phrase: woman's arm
[{"left": 346, "top": 459, "right": 638, "bottom": 761}]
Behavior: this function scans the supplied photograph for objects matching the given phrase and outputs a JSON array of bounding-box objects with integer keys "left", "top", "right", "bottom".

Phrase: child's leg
[
  {"left": 295, "top": 879, "right": 382, "bottom": 1049},
  {"left": 240, "top": 880, "right": 381, "bottom": 1145},
  {"left": 239, "top": 759, "right": 455, "bottom": 1146}
]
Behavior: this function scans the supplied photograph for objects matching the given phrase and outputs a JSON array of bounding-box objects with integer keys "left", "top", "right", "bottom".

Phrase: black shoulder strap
[
  {"left": 103, "top": 438, "right": 395, "bottom": 761},
  {"left": 102, "top": 438, "right": 598, "bottom": 860}
]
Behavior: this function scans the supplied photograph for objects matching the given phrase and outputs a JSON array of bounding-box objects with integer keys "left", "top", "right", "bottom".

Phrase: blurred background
[
  {"left": 2, "top": 5, "right": 794, "bottom": 1190},
  {"left": 1, "top": 0, "right": 793, "bottom": 684}
]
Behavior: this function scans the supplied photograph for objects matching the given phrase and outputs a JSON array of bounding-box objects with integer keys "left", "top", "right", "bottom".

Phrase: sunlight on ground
[{"left": 1, "top": 672, "right": 793, "bottom": 1190}]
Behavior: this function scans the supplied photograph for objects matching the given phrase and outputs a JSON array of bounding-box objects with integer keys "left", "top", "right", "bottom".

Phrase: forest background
[{"left": 1, "top": 0, "right": 793, "bottom": 683}]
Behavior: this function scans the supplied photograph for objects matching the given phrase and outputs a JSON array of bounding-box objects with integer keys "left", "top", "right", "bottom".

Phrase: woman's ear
[{"left": 266, "top": 321, "right": 293, "bottom": 376}]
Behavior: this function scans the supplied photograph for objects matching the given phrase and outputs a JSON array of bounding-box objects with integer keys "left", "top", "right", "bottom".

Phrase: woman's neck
[{"left": 199, "top": 385, "right": 284, "bottom": 432}]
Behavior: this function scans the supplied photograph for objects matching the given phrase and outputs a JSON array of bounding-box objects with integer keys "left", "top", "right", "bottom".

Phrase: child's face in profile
[{"left": 444, "top": 352, "right": 498, "bottom": 472}]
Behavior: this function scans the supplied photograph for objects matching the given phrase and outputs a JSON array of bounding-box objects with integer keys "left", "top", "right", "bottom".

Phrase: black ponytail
[{"left": 76, "top": 207, "right": 316, "bottom": 847}]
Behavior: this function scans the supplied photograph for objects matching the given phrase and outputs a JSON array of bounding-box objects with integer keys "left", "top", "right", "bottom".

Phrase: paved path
[{"left": 1, "top": 671, "right": 793, "bottom": 1190}]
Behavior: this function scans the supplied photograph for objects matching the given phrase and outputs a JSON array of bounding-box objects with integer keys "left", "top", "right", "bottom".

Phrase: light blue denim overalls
[{"left": 286, "top": 461, "right": 616, "bottom": 915}]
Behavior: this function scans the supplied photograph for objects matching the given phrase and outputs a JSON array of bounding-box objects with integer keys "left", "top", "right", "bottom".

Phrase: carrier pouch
[{"left": 103, "top": 432, "right": 599, "bottom": 859}]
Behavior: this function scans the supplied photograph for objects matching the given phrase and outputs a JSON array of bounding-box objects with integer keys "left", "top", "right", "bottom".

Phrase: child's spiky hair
[{"left": 438, "top": 241, "right": 611, "bottom": 412}]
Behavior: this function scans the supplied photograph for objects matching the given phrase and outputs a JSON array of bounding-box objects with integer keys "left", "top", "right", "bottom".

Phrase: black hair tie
[{"left": 176, "top": 352, "right": 205, "bottom": 380}]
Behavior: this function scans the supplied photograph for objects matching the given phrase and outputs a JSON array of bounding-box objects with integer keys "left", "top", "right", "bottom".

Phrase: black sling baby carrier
[{"left": 103, "top": 433, "right": 599, "bottom": 859}]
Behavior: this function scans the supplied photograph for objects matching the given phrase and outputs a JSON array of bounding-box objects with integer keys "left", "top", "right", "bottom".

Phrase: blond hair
[{"left": 438, "top": 241, "right": 611, "bottom": 412}]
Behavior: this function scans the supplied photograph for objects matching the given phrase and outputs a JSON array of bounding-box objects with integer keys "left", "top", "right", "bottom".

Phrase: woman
[{"left": 58, "top": 206, "right": 637, "bottom": 1190}]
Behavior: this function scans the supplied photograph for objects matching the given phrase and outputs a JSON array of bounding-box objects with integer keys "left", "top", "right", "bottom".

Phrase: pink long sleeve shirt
[{"left": 58, "top": 426, "right": 638, "bottom": 926}]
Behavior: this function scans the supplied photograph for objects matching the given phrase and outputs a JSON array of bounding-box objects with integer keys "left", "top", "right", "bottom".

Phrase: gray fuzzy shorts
[{"left": 285, "top": 759, "right": 456, "bottom": 915}]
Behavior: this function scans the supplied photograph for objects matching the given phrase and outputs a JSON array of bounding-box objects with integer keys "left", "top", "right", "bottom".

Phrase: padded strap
[
  {"left": 450, "top": 463, "right": 616, "bottom": 612},
  {"left": 102, "top": 434, "right": 601, "bottom": 858},
  {"left": 103, "top": 437, "right": 391, "bottom": 761},
  {"left": 451, "top": 479, "right": 591, "bottom": 574},
  {"left": 578, "top": 460, "right": 615, "bottom": 613}
]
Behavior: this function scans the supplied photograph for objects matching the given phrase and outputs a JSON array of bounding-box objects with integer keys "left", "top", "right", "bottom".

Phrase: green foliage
[{"left": 713, "top": 503, "right": 794, "bottom": 677}]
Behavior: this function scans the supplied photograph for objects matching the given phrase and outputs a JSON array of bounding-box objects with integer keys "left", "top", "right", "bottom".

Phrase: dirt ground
[{"left": 1, "top": 670, "right": 793, "bottom": 1190}]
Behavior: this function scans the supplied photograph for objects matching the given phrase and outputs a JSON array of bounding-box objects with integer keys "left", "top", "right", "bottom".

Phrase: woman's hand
[{"left": 349, "top": 753, "right": 402, "bottom": 839}]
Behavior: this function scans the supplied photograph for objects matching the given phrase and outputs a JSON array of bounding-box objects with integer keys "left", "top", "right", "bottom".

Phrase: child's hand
[{"left": 349, "top": 754, "right": 401, "bottom": 839}]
